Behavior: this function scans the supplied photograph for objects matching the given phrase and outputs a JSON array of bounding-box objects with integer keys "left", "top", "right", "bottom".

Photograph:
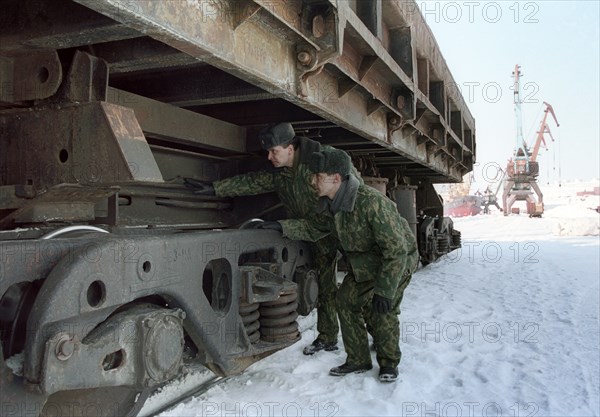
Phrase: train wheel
[{"left": 0, "top": 281, "right": 43, "bottom": 358}]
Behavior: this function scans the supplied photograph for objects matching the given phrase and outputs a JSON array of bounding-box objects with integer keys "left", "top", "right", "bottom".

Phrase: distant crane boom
[{"left": 530, "top": 102, "right": 560, "bottom": 162}]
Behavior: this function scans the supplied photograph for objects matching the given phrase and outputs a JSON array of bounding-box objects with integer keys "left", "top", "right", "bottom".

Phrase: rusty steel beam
[
  {"left": 0, "top": 102, "right": 163, "bottom": 191},
  {"left": 0, "top": 185, "right": 118, "bottom": 227},
  {"left": 333, "top": 8, "right": 471, "bottom": 165},
  {"left": 109, "top": 65, "right": 273, "bottom": 106},
  {"left": 71, "top": 0, "right": 472, "bottom": 181},
  {"left": 0, "top": 0, "right": 141, "bottom": 51},
  {"left": 92, "top": 37, "right": 199, "bottom": 74},
  {"left": 383, "top": 1, "right": 475, "bottom": 130},
  {"left": 107, "top": 87, "right": 248, "bottom": 153},
  {"left": 356, "top": 0, "right": 383, "bottom": 40}
]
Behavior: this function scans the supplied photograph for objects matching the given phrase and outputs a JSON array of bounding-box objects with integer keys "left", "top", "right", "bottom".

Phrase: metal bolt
[
  {"left": 55, "top": 336, "right": 75, "bottom": 361},
  {"left": 312, "top": 15, "right": 325, "bottom": 38},
  {"left": 396, "top": 95, "right": 406, "bottom": 110},
  {"left": 389, "top": 116, "right": 400, "bottom": 126},
  {"left": 297, "top": 51, "right": 312, "bottom": 66}
]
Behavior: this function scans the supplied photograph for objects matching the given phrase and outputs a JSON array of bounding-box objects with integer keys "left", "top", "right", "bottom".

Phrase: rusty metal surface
[
  {"left": 68, "top": 0, "right": 474, "bottom": 181},
  {"left": 0, "top": 0, "right": 476, "bottom": 180},
  {"left": 0, "top": 184, "right": 118, "bottom": 227},
  {"left": 0, "top": 101, "right": 162, "bottom": 190},
  {"left": 109, "top": 65, "right": 273, "bottom": 106},
  {"left": 0, "top": 50, "right": 63, "bottom": 103},
  {"left": 0, "top": 185, "right": 36, "bottom": 210},
  {"left": 0, "top": 0, "right": 142, "bottom": 52},
  {"left": 57, "top": 51, "right": 109, "bottom": 103},
  {"left": 113, "top": 182, "right": 235, "bottom": 228},
  {"left": 92, "top": 37, "right": 200, "bottom": 74},
  {"left": 108, "top": 88, "right": 248, "bottom": 153}
]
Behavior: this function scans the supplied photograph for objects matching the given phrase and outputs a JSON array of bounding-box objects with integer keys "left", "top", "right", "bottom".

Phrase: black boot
[
  {"left": 329, "top": 362, "right": 373, "bottom": 376},
  {"left": 378, "top": 367, "right": 398, "bottom": 383},
  {"left": 302, "top": 339, "right": 338, "bottom": 355}
]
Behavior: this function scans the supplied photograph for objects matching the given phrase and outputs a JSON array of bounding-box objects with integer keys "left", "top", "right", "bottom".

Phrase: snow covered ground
[{"left": 160, "top": 181, "right": 599, "bottom": 417}]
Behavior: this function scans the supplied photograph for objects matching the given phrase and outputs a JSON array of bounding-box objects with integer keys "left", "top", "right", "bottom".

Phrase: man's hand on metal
[
  {"left": 254, "top": 221, "right": 283, "bottom": 232},
  {"left": 372, "top": 294, "right": 392, "bottom": 314},
  {"left": 184, "top": 178, "right": 216, "bottom": 196}
]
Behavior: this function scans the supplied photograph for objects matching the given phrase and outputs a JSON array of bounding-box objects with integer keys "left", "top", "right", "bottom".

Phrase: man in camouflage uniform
[
  {"left": 185, "top": 122, "right": 343, "bottom": 355},
  {"left": 278, "top": 148, "right": 418, "bottom": 382}
]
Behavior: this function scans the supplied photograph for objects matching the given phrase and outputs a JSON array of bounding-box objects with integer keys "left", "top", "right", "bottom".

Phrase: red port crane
[{"left": 503, "top": 65, "right": 560, "bottom": 217}]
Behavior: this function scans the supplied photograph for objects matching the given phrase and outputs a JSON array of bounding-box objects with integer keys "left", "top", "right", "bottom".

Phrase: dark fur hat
[
  {"left": 258, "top": 123, "right": 296, "bottom": 150},
  {"left": 308, "top": 148, "right": 351, "bottom": 176}
]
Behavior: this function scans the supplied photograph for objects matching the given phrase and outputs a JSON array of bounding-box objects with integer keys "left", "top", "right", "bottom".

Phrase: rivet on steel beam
[
  {"left": 297, "top": 51, "right": 313, "bottom": 66},
  {"left": 312, "top": 15, "right": 325, "bottom": 38},
  {"left": 55, "top": 335, "right": 75, "bottom": 361},
  {"left": 396, "top": 95, "right": 406, "bottom": 110},
  {"left": 389, "top": 116, "right": 401, "bottom": 126}
]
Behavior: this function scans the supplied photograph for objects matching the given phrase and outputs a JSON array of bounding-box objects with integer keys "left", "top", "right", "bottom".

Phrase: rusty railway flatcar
[{"left": 0, "top": 1, "right": 475, "bottom": 415}]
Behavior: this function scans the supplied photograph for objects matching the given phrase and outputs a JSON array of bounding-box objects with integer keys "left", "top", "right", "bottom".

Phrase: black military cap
[
  {"left": 308, "top": 148, "right": 351, "bottom": 176},
  {"left": 258, "top": 122, "right": 296, "bottom": 150}
]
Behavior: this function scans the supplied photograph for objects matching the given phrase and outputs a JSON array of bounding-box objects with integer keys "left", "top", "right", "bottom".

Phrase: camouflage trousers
[
  {"left": 337, "top": 271, "right": 411, "bottom": 368},
  {"left": 311, "top": 236, "right": 340, "bottom": 344}
]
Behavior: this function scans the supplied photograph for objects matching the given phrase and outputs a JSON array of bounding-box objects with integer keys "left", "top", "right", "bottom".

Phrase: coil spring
[
  {"left": 239, "top": 302, "right": 260, "bottom": 343},
  {"left": 452, "top": 230, "right": 462, "bottom": 248},
  {"left": 437, "top": 235, "right": 449, "bottom": 254},
  {"left": 258, "top": 288, "right": 299, "bottom": 343}
]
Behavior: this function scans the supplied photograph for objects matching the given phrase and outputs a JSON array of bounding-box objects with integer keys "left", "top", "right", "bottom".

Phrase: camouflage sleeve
[
  {"left": 279, "top": 218, "right": 331, "bottom": 242},
  {"left": 369, "top": 199, "right": 408, "bottom": 299},
  {"left": 213, "top": 171, "right": 277, "bottom": 197},
  {"left": 400, "top": 217, "right": 420, "bottom": 274}
]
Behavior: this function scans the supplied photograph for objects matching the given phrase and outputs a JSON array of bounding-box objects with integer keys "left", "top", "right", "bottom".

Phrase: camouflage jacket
[
  {"left": 213, "top": 136, "right": 322, "bottom": 218},
  {"left": 213, "top": 137, "right": 362, "bottom": 220},
  {"left": 280, "top": 175, "right": 419, "bottom": 299}
]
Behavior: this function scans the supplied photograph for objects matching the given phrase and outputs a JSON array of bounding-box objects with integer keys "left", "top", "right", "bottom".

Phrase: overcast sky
[{"left": 419, "top": 0, "right": 599, "bottom": 186}]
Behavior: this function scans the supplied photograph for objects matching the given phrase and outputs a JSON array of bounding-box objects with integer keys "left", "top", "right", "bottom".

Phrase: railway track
[
  {"left": 141, "top": 305, "right": 320, "bottom": 416},
  {"left": 139, "top": 366, "right": 230, "bottom": 417}
]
